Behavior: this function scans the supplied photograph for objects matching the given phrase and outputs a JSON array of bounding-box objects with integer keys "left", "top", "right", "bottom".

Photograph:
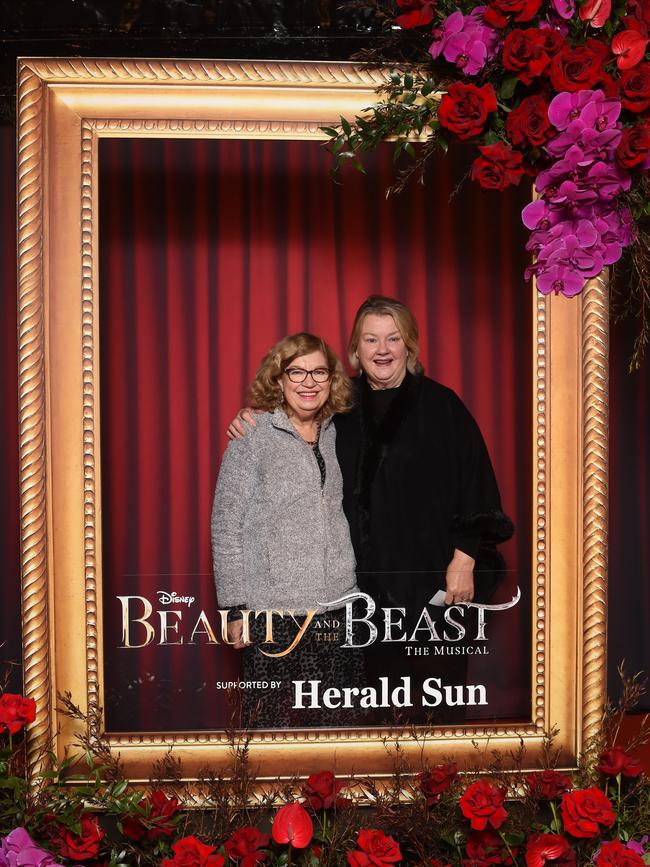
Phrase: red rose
[
  {"left": 625, "top": 0, "right": 650, "bottom": 33},
  {"left": 616, "top": 124, "right": 650, "bottom": 166},
  {"left": 598, "top": 747, "right": 644, "bottom": 777},
  {"left": 272, "top": 803, "right": 313, "bottom": 849},
  {"left": 395, "top": 0, "right": 436, "bottom": 29},
  {"left": 506, "top": 95, "right": 553, "bottom": 147},
  {"left": 525, "top": 770, "right": 573, "bottom": 800},
  {"left": 346, "top": 829, "right": 402, "bottom": 867},
  {"left": 224, "top": 827, "right": 270, "bottom": 866},
  {"left": 596, "top": 840, "right": 646, "bottom": 866},
  {"left": 483, "top": 0, "right": 543, "bottom": 28},
  {"left": 460, "top": 781, "right": 508, "bottom": 831},
  {"left": 417, "top": 763, "right": 457, "bottom": 806},
  {"left": 525, "top": 833, "right": 575, "bottom": 867},
  {"left": 122, "top": 789, "right": 179, "bottom": 841},
  {"left": 430, "top": 861, "right": 452, "bottom": 867},
  {"left": 560, "top": 788, "right": 616, "bottom": 838},
  {"left": 0, "top": 693, "right": 36, "bottom": 735},
  {"left": 537, "top": 29, "right": 566, "bottom": 59},
  {"left": 302, "top": 771, "right": 346, "bottom": 809},
  {"left": 466, "top": 829, "right": 514, "bottom": 865},
  {"left": 161, "top": 836, "right": 224, "bottom": 867},
  {"left": 548, "top": 39, "right": 609, "bottom": 91},
  {"left": 471, "top": 142, "right": 524, "bottom": 190},
  {"left": 620, "top": 63, "right": 650, "bottom": 113},
  {"left": 502, "top": 29, "right": 551, "bottom": 83},
  {"left": 53, "top": 816, "right": 104, "bottom": 862},
  {"left": 438, "top": 83, "right": 497, "bottom": 140}
]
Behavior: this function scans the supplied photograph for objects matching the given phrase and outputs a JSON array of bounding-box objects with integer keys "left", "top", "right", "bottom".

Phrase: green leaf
[
  {"left": 320, "top": 126, "right": 339, "bottom": 138},
  {"left": 340, "top": 116, "right": 352, "bottom": 138},
  {"left": 404, "top": 142, "right": 415, "bottom": 158},
  {"left": 499, "top": 75, "right": 519, "bottom": 101},
  {"left": 112, "top": 779, "right": 128, "bottom": 797},
  {"left": 483, "top": 130, "right": 500, "bottom": 144},
  {"left": 404, "top": 73, "right": 414, "bottom": 90},
  {"left": 438, "top": 136, "right": 449, "bottom": 154},
  {"left": 421, "top": 80, "right": 434, "bottom": 97},
  {"left": 390, "top": 72, "right": 402, "bottom": 85}
]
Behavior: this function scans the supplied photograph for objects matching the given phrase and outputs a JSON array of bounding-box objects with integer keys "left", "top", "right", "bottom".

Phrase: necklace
[{"left": 292, "top": 420, "right": 320, "bottom": 446}]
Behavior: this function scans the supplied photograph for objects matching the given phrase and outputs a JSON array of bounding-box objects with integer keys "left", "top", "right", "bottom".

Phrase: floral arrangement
[
  {"left": 1, "top": 676, "right": 649, "bottom": 866},
  {"left": 325, "top": 0, "right": 650, "bottom": 367}
]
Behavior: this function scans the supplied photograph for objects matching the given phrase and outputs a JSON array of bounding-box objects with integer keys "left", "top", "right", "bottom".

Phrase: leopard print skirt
[{"left": 239, "top": 606, "right": 365, "bottom": 729}]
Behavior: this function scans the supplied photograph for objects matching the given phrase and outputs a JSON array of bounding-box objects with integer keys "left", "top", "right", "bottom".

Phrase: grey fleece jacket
[{"left": 211, "top": 410, "right": 359, "bottom": 613}]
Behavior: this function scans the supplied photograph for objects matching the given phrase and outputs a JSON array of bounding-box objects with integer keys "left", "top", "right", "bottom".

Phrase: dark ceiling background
[{"left": 0, "top": 0, "right": 392, "bottom": 123}]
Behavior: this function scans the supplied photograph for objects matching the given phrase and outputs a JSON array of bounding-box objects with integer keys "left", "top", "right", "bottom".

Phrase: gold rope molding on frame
[
  {"left": 17, "top": 64, "right": 51, "bottom": 779},
  {"left": 581, "top": 276, "right": 609, "bottom": 748},
  {"left": 21, "top": 58, "right": 390, "bottom": 88}
]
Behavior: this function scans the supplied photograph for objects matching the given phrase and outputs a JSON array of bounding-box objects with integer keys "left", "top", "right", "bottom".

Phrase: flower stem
[
  {"left": 499, "top": 830, "right": 520, "bottom": 866},
  {"left": 550, "top": 801, "right": 560, "bottom": 833}
]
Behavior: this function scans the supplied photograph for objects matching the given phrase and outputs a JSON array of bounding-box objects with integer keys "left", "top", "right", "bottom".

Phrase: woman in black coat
[{"left": 334, "top": 296, "right": 513, "bottom": 721}]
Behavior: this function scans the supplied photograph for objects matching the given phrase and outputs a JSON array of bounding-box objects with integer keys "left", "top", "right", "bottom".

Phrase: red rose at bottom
[
  {"left": 466, "top": 829, "right": 514, "bottom": 865},
  {"left": 346, "top": 829, "right": 402, "bottom": 866},
  {"left": 560, "top": 788, "right": 616, "bottom": 838},
  {"left": 53, "top": 816, "right": 105, "bottom": 862},
  {"left": 471, "top": 143, "right": 524, "bottom": 191},
  {"left": 460, "top": 781, "right": 508, "bottom": 831},
  {"left": 271, "top": 803, "right": 313, "bottom": 849},
  {"left": 225, "top": 827, "right": 270, "bottom": 866},
  {"left": 596, "top": 840, "right": 646, "bottom": 866},
  {"left": 161, "top": 836, "right": 225, "bottom": 867}
]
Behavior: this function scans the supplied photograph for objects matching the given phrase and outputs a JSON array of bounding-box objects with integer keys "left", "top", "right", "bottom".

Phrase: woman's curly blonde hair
[{"left": 248, "top": 333, "right": 353, "bottom": 418}]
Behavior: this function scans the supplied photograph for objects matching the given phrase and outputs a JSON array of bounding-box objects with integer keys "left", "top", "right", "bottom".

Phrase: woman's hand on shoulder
[
  {"left": 444, "top": 548, "right": 475, "bottom": 605},
  {"left": 227, "top": 408, "right": 262, "bottom": 440}
]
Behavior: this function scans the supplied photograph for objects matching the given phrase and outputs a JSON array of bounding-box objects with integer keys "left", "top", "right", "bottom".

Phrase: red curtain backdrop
[
  {"left": 98, "top": 138, "right": 531, "bottom": 730},
  {"left": 1, "top": 123, "right": 648, "bottom": 730}
]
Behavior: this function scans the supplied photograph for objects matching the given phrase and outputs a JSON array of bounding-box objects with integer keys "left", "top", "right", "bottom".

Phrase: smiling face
[
  {"left": 281, "top": 350, "right": 331, "bottom": 421},
  {"left": 356, "top": 313, "right": 408, "bottom": 389}
]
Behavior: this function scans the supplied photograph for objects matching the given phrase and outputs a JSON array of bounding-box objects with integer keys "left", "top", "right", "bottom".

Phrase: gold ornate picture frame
[{"left": 17, "top": 57, "right": 608, "bottom": 784}]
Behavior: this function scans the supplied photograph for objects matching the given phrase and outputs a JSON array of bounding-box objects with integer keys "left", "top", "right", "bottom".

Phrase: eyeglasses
[{"left": 283, "top": 367, "right": 332, "bottom": 383}]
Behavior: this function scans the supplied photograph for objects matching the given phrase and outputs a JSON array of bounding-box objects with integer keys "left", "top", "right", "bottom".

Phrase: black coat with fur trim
[{"left": 334, "top": 372, "right": 513, "bottom": 607}]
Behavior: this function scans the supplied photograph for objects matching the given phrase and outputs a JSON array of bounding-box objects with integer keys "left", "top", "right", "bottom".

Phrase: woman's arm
[{"left": 211, "top": 435, "right": 258, "bottom": 612}]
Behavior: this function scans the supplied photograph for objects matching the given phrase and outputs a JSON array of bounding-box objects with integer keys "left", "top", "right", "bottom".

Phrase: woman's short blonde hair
[
  {"left": 248, "top": 333, "right": 353, "bottom": 417},
  {"left": 348, "top": 295, "right": 424, "bottom": 375}
]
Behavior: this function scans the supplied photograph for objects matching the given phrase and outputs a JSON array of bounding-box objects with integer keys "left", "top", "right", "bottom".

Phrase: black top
[{"left": 334, "top": 372, "right": 513, "bottom": 605}]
